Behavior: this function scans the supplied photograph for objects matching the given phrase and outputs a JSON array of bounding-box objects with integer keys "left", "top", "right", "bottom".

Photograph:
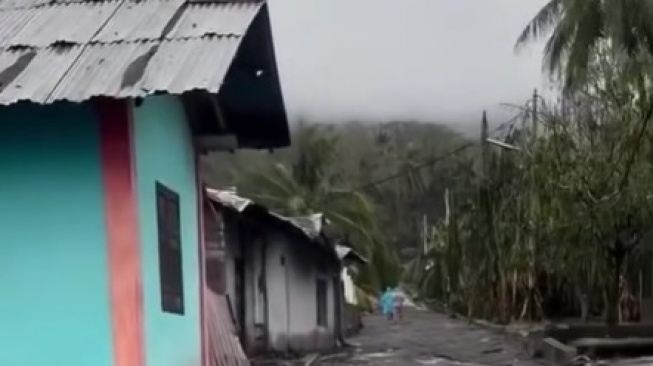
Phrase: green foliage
[
  {"left": 516, "top": 0, "right": 653, "bottom": 90},
  {"left": 406, "top": 55, "right": 653, "bottom": 323},
  {"left": 400, "top": 0, "right": 653, "bottom": 325},
  {"left": 202, "top": 121, "right": 470, "bottom": 300}
]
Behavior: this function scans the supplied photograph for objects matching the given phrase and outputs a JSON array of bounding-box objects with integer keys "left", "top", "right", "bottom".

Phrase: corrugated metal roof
[
  {"left": 0, "top": 2, "right": 121, "bottom": 48},
  {"left": 206, "top": 290, "right": 250, "bottom": 366},
  {"left": 206, "top": 188, "right": 252, "bottom": 213},
  {"left": 0, "top": 46, "right": 83, "bottom": 105},
  {"left": 0, "top": 0, "right": 263, "bottom": 105},
  {"left": 335, "top": 244, "right": 368, "bottom": 264},
  {"left": 94, "top": 1, "right": 260, "bottom": 42},
  {"left": 0, "top": 0, "right": 49, "bottom": 11},
  {"left": 285, "top": 214, "right": 324, "bottom": 239},
  {"left": 168, "top": 2, "right": 260, "bottom": 38},
  {"left": 205, "top": 188, "right": 327, "bottom": 241},
  {"left": 0, "top": 36, "right": 241, "bottom": 104},
  {"left": 52, "top": 36, "right": 241, "bottom": 102},
  {"left": 92, "top": 0, "right": 188, "bottom": 43}
]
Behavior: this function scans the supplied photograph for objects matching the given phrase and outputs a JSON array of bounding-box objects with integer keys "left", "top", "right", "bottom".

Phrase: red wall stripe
[{"left": 97, "top": 98, "right": 145, "bottom": 366}]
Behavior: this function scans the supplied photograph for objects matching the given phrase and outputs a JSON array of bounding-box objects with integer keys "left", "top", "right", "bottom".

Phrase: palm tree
[
  {"left": 236, "top": 125, "right": 401, "bottom": 296},
  {"left": 515, "top": 0, "right": 653, "bottom": 89}
]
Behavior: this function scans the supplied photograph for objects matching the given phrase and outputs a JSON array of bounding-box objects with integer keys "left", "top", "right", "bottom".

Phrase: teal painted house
[{"left": 0, "top": 1, "right": 289, "bottom": 366}]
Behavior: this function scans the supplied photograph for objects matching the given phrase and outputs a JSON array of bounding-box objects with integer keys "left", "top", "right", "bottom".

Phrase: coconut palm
[
  {"left": 236, "top": 124, "right": 401, "bottom": 296},
  {"left": 516, "top": 0, "right": 653, "bottom": 89}
]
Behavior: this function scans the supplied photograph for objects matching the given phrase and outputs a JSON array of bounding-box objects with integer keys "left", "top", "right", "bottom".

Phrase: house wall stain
[
  {"left": 222, "top": 214, "right": 339, "bottom": 357},
  {"left": 132, "top": 95, "right": 201, "bottom": 366},
  {"left": 0, "top": 102, "right": 113, "bottom": 366},
  {"left": 265, "top": 232, "right": 337, "bottom": 354}
]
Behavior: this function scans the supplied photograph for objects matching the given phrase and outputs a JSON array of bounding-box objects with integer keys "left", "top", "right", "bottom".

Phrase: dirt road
[{"left": 316, "top": 308, "right": 543, "bottom": 366}]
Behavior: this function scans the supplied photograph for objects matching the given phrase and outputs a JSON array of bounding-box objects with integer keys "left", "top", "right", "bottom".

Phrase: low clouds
[{"left": 269, "top": 0, "right": 551, "bottom": 126}]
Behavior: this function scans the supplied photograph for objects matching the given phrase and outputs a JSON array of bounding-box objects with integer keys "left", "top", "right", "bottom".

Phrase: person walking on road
[
  {"left": 392, "top": 288, "right": 405, "bottom": 323},
  {"left": 380, "top": 287, "right": 395, "bottom": 321}
]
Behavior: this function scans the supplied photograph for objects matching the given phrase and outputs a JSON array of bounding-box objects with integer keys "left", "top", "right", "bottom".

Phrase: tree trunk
[
  {"left": 511, "top": 270, "right": 518, "bottom": 321},
  {"left": 606, "top": 244, "right": 624, "bottom": 327},
  {"left": 575, "top": 286, "right": 589, "bottom": 322},
  {"left": 496, "top": 263, "right": 508, "bottom": 323}
]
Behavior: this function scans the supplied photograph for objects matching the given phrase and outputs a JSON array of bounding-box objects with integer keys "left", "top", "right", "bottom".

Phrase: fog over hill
[{"left": 269, "top": 0, "right": 551, "bottom": 129}]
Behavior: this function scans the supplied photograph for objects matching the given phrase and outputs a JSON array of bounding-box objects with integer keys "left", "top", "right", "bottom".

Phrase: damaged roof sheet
[
  {"left": 205, "top": 188, "right": 326, "bottom": 241},
  {"left": 206, "top": 187, "right": 253, "bottom": 213},
  {"left": 0, "top": 0, "right": 262, "bottom": 105},
  {"left": 335, "top": 244, "right": 368, "bottom": 264}
]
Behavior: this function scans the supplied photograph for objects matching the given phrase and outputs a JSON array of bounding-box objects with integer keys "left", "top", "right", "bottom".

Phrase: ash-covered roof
[
  {"left": 0, "top": 0, "right": 265, "bottom": 105},
  {"left": 205, "top": 188, "right": 326, "bottom": 240},
  {"left": 335, "top": 244, "right": 368, "bottom": 265}
]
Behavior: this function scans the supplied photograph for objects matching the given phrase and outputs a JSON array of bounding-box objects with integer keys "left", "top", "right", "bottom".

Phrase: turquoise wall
[
  {"left": 132, "top": 95, "right": 201, "bottom": 366},
  {"left": 0, "top": 103, "right": 112, "bottom": 366}
]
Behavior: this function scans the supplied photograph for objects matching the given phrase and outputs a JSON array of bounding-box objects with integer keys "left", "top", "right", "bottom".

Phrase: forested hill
[
  {"left": 202, "top": 120, "right": 473, "bottom": 259},
  {"left": 202, "top": 121, "right": 468, "bottom": 189}
]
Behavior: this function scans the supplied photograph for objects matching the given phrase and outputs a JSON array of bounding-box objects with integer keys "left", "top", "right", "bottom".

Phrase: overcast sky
[{"left": 268, "top": 0, "right": 553, "bottom": 127}]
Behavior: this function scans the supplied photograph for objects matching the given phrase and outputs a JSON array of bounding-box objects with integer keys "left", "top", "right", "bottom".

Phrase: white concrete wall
[
  {"left": 265, "top": 232, "right": 337, "bottom": 353},
  {"left": 225, "top": 220, "right": 338, "bottom": 355},
  {"left": 342, "top": 268, "right": 357, "bottom": 305}
]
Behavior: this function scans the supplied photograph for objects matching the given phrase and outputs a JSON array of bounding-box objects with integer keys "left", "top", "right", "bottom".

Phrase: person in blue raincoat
[{"left": 379, "top": 287, "right": 395, "bottom": 320}]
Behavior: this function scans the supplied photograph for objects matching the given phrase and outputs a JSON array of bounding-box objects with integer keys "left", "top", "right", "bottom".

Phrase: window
[
  {"left": 316, "top": 278, "right": 328, "bottom": 327},
  {"left": 156, "top": 182, "right": 184, "bottom": 315}
]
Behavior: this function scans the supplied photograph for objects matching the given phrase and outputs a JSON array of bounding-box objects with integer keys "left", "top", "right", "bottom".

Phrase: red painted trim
[
  {"left": 195, "top": 154, "right": 209, "bottom": 366},
  {"left": 97, "top": 98, "right": 145, "bottom": 366}
]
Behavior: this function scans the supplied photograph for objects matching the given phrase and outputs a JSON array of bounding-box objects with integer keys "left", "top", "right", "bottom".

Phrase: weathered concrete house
[
  {"left": 335, "top": 244, "right": 367, "bottom": 336},
  {"left": 0, "top": 1, "right": 288, "bottom": 365},
  {"left": 205, "top": 189, "right": 343, "bottom": 355}
]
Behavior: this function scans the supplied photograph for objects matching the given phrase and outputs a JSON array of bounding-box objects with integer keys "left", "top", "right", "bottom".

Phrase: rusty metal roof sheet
[{"left": 0, "top": 0, "right": 263, "bottom": 105}]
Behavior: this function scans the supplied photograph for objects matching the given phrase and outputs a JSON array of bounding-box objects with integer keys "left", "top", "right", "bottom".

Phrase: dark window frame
[
  {"left": 316, "top": 278, "right": 328, "bottom": 327},
  {"left": 156, "top": 182, "right": 185, "bottom": 315}
]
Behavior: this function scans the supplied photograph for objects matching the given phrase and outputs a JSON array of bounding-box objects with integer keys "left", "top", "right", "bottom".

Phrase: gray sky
[{"left": 269, "top": 0, "right": 553, "bottom": 126}]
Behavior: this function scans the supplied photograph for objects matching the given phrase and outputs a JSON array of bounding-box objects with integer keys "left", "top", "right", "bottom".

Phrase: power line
[{"left": 354, "top": 118, "right": 518, "bottom": 192}]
